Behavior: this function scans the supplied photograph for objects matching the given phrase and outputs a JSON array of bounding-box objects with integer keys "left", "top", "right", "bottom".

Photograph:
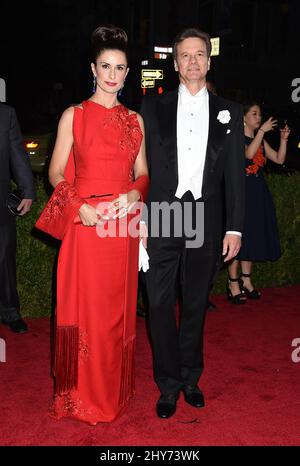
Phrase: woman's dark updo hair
[
  {"left": 243, "top": 100, "right": 261, "bottom": 116},
  {"left": 91, "top": 25, "right": 129, "bottom": 64}
]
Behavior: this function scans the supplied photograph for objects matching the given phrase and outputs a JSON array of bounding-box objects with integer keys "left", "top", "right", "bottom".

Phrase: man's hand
[
  {"left": 17, "top": 199, "right": 33, "bottom": 216},
  {"left": 222, "top": 233, "right": 241, "bottom": 262}
]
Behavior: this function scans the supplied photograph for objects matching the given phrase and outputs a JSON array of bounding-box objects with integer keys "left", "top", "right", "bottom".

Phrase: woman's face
[
  {"left": 91, "top": 49, "right": 128, "bottom": 95},
  {"left": 244, "top": 105, "right": 262, "bottom": 130}
]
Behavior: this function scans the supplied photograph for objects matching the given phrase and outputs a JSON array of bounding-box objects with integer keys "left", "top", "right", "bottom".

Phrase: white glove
[{"left": 139, "top": 240, "right": 149, "bottom": 272}]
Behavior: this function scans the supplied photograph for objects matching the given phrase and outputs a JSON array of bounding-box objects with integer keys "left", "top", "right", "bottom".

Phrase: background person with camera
[
  {"left": 0, "top": 103, "right": 35, "bottom": 333},
  {"left": 227, "top": 101, "right": 290, "bottom": 303}
]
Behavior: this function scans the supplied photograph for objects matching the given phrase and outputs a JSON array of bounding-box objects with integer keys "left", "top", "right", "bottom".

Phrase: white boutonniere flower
[{"left": 217, "top": 110, "right": 231, "bottom": 124}]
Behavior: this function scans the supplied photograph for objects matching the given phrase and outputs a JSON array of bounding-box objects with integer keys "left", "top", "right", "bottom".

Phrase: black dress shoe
[
  {"left": 2, "top": 318, "right": 28, "bottom": 334},
  {"left": 182, "top": 386, "right": 205, "bottom": 408},
  {"left": 156, "top": 394, "right": 178, "bottom": 419}
]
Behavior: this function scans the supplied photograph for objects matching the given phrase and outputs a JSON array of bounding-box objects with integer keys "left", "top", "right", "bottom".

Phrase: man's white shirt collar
[{"left": 178, "top": 84, "right": 208, "bottom": 103}]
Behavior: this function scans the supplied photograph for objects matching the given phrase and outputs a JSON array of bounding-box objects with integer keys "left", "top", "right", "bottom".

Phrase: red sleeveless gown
[{"left": 50, "top": 100, "right": 143, "bottom": 424}]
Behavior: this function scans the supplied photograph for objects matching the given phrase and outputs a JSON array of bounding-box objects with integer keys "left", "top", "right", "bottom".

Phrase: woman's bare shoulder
[{"left": 59, "top": 104, "right": 83, "bottom": 123}]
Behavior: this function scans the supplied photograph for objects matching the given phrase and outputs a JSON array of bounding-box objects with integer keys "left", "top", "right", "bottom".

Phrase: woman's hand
[
  {"left": 260, "top": 117, "right": 277, "bottom": 133},
  {"left": 78, "top": 203, "right": 99, "bottom": 226},
  {"left": 280, "top": 124, "right": 290, "bottom": 141},
  {"left": 108, "top": 189, "right": 141, "bottom": 219}
]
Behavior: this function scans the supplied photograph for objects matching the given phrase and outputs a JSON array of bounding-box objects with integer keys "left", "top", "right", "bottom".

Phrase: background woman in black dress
[{"left": 227, "top": 102, "right": 290, "bottom": 303}]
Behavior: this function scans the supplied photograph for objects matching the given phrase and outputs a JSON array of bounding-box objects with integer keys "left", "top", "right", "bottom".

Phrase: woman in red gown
[{"left": 41, "top": 25, "right": 149, "bottom": 424}]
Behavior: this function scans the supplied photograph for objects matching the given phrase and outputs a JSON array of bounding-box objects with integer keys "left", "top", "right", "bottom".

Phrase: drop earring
[
  {"left": 118, "top": 79, "right": 125, "bottom": 98},
  {"left": 92, "top": 75, "right": 96, "bottom": 93}
]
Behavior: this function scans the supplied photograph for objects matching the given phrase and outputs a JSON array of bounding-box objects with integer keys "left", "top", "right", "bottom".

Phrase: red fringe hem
[
  {"left": 53, "top": 325, "right": 79, "bottom": 395},
  {"left": 118, "top": 337, "right": 136, "bottom": 407}
]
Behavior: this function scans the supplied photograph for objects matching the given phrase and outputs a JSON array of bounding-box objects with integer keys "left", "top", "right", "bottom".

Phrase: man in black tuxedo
[
  {"left": 140, "top": 28, "right": 245, "bottom": 418},
  {"left": 0, "top": 103, "right": 35, "bottom": 333}
]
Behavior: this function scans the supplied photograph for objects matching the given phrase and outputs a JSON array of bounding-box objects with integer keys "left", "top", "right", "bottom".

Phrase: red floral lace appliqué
[
  {"left": 103, "top": 107, "right": 143, "bottom": 181},
  {"left": 49, "top": 392, "right": 96, "bottom": 422},
  {"left": 41, "top": 181, "right": 82, "bottom": 223},
  {"left": 79, "top": 330, "right": 88, "bottom": 365},
  {"left": 246, "top": 145, "right": 266, "bottom": 175}
]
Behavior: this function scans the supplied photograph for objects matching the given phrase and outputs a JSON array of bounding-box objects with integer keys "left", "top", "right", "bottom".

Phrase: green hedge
[
  {"left": 16, "top": 178, "right": 58, "bottom": 318},
  {"left": 16, "top": 174, "right": 300, "bottom": 317}
]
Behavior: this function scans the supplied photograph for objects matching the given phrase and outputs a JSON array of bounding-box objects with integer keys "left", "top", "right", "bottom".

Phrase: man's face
[{"left": 174, "top": 37, "right": 210, "bottom": 86}]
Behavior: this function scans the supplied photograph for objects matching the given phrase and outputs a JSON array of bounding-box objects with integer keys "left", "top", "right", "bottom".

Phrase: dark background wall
[{"left": 0, "top": 0, "right": 299, "bottom": 126}]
